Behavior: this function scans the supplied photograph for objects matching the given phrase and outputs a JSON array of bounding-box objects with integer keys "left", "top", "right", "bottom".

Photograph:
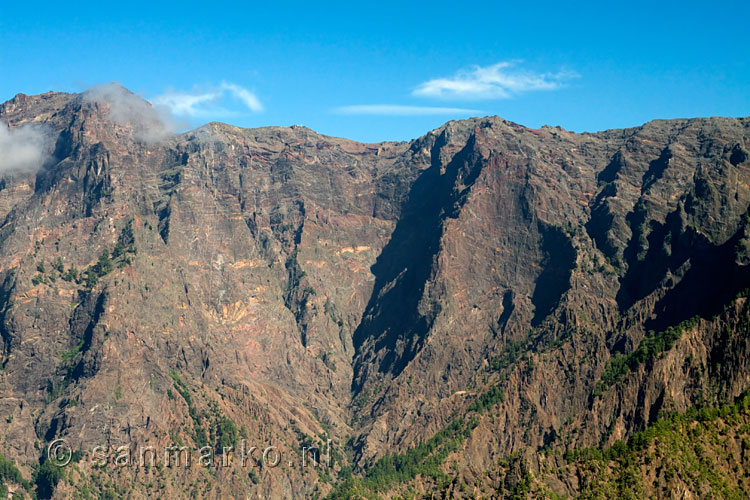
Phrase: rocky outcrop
[{"left": 0, "top": 88, "right": 748, "bottom": 498}]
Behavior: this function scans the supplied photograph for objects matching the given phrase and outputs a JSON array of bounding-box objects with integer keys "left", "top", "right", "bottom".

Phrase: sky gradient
[{"left": 1, "top": 0, "right": 748, "bottom": 142}]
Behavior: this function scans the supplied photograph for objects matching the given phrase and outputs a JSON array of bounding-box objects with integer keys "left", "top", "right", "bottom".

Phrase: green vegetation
[
  {"left": 363, "top": 417, "right": 474, "bottom": 490},
  {"left": 87, "top": 223, "right": 137, "bottom": 282},
  {"left": 326, "top": 327, "right": 520, "bottom": 499},
  {"left": 326, "top": 419, "right": 470, "bottom": 498},
  {"left": 325, "top": 294, "right": 749, "bottom": 499},
  {"left": 216, "top": 417, "right": 238, "bottom": 452},
  {"left": 0, "top": 452, "right": 30, "bottom": 496},
  {"left": 169, "top": 370, "right": 201, "bottom": 445},
  {"left": 248, "top": 468, "right": 260, "bottom": 485},
  {"left": 168, "top": 370, "right": 242, "bottom": 452},
  {"left": 31, "top": 219, "right": 136, "bottom": 291},
  {"left": 52, "top": 257, "right": 64, "bottom": 273},
  {"left": 35, "top": 458, "right": 63, "bottom": 499},
  {"left": 95, "top": 250, "right": 114, "bottom": 276},
  {"left": 488, "top": 339, "right": 527, "bottom": 372},
  {"left": 46, "top": 377, "right": 72, "bottom": 404},
  {"left": 327, "top": 381, "right": 506, "bottom": 499},
  {"left": 594, "top": 316, "right": 699, "bottom": 396},
  {"left": 595, "top": 289, "right": 750, "bottom": 398},
  {"left": 62, "top": 265, "right": 78, "bottom": 282},
  {"left": 59, "top": 338, "right": 85, "bottom": 362},
  {"left": 84, "top": 270, "right": 98, "bottom": 288},
  {"left": 467, "top": 385, "right": 505, "bottom": 413},
  {"left": 565, "top": 393, "right": 750, "bottom": 499}
]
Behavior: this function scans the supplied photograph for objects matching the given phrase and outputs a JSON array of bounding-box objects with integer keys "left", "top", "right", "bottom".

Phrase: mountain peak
[{"left": 1, "top": 88, "right": 749, "bottom": 498}]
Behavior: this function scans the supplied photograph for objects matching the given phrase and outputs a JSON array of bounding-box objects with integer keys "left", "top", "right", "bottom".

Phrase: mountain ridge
[
  {"left": 0, "top": 89, "right": 749, "bottom": 499},
  {"left": 6, "top": 87, "right": 746, "bottom": 146}
]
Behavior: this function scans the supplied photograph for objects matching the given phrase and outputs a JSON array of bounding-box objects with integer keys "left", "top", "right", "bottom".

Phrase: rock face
[{"left": 0, "top": 88, "right": 748, "bottom": 499}]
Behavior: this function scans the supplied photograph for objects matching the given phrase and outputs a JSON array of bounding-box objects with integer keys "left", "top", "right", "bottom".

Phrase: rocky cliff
[{"left": 0, "top": 87, "right": 748, "bottom": 499}]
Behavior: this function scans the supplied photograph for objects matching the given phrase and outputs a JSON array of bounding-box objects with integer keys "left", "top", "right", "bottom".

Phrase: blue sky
[{"left": 1, "top": 0, "right": 748, "bottom": 142}]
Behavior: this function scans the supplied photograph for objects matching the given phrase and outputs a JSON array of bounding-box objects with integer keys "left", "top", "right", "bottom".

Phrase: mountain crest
[{"left": 0, "top": 88, "right": 749, "bottom": 499}]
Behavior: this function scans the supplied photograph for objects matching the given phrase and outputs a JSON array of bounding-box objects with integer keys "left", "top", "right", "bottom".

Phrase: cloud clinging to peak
[
  {"left": 413, "top": 61, "right": 578, "bottom": 100},
  {"left": 83, "top": 83, "right": 175, "bottom": 143},
  {"left": 0, "top": 122, "right": 53, "bottom": 173},
  {"left": 152, "top": 82, "right": 263, "bottom": 118},
  {"left": 335, "top": 104, "right": 482, "bottom": 116}
]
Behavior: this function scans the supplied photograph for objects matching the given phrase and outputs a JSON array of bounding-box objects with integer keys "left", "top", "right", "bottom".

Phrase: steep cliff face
[
  {"left": 0, "top": 89, "right": 748, "bottom": 499},
  {"left": 0, "top": 89, "right": 420, "bottom": 499}
]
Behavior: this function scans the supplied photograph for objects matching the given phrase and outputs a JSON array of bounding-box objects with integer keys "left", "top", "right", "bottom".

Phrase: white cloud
[
  {"left": 413, "top": 61, "right": 577, "bottom": 100},
  {"left": 84, "top": 83, "right": 174, "bottom": 143},
  {"left": 152, "top": 82, "right": 263, "bottom": 118},
  {"left": 220, "top": 83, "right": 263, "bottom": 113},
  {"left": 335, "top": 104, "right": 482, "bottom": 116},
  {"left": 0, "top": 122, "right": 53, "bottom": 173},
  {"left": 152, "top": 91, "right": 216, "bottom": 117}
]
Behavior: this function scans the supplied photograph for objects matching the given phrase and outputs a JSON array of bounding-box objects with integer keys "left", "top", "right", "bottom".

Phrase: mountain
[{"left": 0, "top": 87, "right": 748, "bottom": 499}]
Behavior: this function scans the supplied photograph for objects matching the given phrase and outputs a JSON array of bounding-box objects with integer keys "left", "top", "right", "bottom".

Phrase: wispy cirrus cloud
[
  {"left": 335, "top": 104, "right": 482, "bottom": 116},
  {"left": 152, "top": 82, "right": 263, "bottom": 118},
  {"left": 413, "top": 61, "right": 578, "bottom": 100}
]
